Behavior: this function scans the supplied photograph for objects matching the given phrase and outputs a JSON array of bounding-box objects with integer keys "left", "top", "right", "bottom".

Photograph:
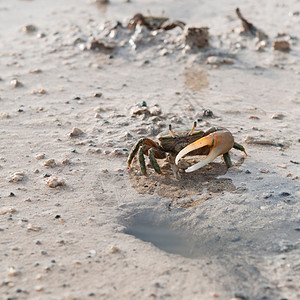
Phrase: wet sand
[{"left": 0, "top": 0, "right": 300, "bottom": 299}]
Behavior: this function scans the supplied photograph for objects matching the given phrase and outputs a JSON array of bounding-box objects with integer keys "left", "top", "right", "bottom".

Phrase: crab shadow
[{"left": 128, "top": 159, "right": 236, "bottom": 208}]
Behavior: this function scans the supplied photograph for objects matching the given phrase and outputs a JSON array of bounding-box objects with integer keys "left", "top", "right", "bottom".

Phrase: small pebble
[
  {"left": 110, "top": 149, "right": 127, "bottom": 157},
  {"left": 272, "top": 113, "right": 285, "bottom": 120},
  {"left": 203, "top": 109, "right": 214, "bottom": 118},
  {"left": 44, "top": 159, "right": 56, "bottom": 168},
  {"left": 39, "top": 88, "right": 47, "bottom": 94},
  {"left": 93, "top": 92, "right": 102, "bottom": 98},
  {"left": 22, "top": 24, "right": 37, "bottom": 33},
  {"left": 46, "top": 176, "right": 65, "bottom": 188},
  {"left": 278, "top": 164, "right": 287, "bottom": 169},
  {"left": 110, "top": 246, "right": 120, "bottom": 254},
  {"left": 263, "top": 193, "right": 272, "bottom": 199},
  {"left": 256, "top": 40, "right": 268, "bottom": 51},
  {"left": 279, "top": 192, "right": 290, "bottom": 197},
  {"left": 7, "top": 266, "right": 21, "bottom": 277},
  {"left": 1, "top": 112, "right": 10, "bottom": 119},
  {"left": 260, "top": 168, "right": 269, "bottom": 174},
  {"left": 61, "top": 158, "right": 69, "bottom": 165},
  {"left": 10, "top": 79, "right": 23, "bottom": 88},
  {"left": 29, "top": 68, "right": 42, "bottom": 74},
  {"left": 37, "top": 32, "right": 46, "bottom": 38},
  {"left": 35, "top": 153, "right": 45, "bottom": 160},
  {"left": 35, "top": 286, "right": 43, "bottom": 292},
  {"left": 70, "top": 127, "right": 84, "bottom": 137},
  {"left": 159, "top": 48, "right": 169, "bottom": 56}
]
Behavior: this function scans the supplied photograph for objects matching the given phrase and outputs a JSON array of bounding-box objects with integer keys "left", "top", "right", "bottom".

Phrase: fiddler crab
[{"left": 127, "top": 121, "right": 247, "bottom": 178}]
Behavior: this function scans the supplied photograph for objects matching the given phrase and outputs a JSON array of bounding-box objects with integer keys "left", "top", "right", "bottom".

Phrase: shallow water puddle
[
  {"left": 124, "top": 214, "right": 202, "bottom": 258},
  {"left": 123, "top": 207, "right": 299, "bottom": 259},
  {"left": 125, "top": 222, "right": 194, "bottom": 258},
  {"left": 123, "top": 208, "right": 248, "bottom": 259}
]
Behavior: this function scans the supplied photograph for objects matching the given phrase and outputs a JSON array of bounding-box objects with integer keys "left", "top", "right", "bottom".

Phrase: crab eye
[
  {"left": 188, "top": 121, "right": 197, "bottom": 135},
  {"left": 168, "top": 124, "right": 177, "bottom": 138}
]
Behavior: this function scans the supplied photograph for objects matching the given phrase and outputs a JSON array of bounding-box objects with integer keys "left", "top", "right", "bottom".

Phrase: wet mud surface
[{"left": 1, "top": 0, "right": 300, "bottom": 299}]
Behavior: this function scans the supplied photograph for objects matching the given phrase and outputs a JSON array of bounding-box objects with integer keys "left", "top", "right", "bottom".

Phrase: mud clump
[
  {"left": 184, "top": 27, "right": 209, "bottom": 48},
  {"left": 127, "top": 13, "right": 185, "bottom": 31},
  {"left": 89, "top": 40, "right": 117, "bottom": 51},
  {"left": 273, "top": 40, "right": 290, "bottom": 51}
]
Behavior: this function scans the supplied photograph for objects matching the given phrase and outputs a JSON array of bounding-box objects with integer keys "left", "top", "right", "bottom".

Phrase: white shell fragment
[
  {"left": 10, "top": 79, "right": 23, "bottom": 88},
  {"left": 46, "top": 176, "right": 65, "bottom": 188},
  {"left": 8, "top": 171, "right": 25, "bottom": 182},
  {"left": 7, "top": 266, "right": 21, "bottom": 277},
  {"left": 27, "top": 223, "right": 42, "bottom": 232}
]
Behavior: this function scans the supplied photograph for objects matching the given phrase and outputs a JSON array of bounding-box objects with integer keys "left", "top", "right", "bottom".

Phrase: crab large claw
[{"left": 175, "top": 130, "right": 235, "bottom": 173}]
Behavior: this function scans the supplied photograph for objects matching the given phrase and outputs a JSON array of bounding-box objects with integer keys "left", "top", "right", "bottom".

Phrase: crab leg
[
  {"left": 233, "top": 142, "right": 248, "bottom": 156},
  {"left": 149, "top": 148, "right": 162, "bottom": 174},
  {"left": 127, "top": 138, "right": 157, "bottom": 167},
  {"left": 168, "top": 124, "right": 177, "bottom": 138},
  {"left": 138, "top": 146, "right": 147, "bottom": 175},
  {"left": 188, "top": 121, "right": 197, "bottom": 135},
  {"left": 175, "top": 130, "right": 234, "bottom": 173},
  {"left": 223, "top": 152, "right": 232, "bottom": 168}
]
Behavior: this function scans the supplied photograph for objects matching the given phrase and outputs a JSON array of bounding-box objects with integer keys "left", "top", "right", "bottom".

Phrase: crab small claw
[{"left": 175, "top": 130, "right": 234, "bottom": 172}]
